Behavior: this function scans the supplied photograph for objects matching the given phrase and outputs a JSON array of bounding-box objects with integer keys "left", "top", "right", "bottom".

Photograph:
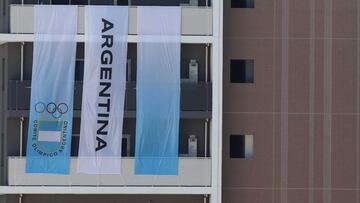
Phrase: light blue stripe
[{"left": 38, "top": 121, "right": 62, "bottom": 131}]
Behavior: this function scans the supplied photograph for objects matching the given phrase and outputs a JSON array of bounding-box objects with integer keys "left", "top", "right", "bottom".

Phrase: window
[
  {"left": 122, "top": 135, "right": 130, "bottom": 157},
  {"left": 52, "top": 0, "right": 70, "bottom": 4},
  {"left": 38, "top": 0, "right": 51, "bottom": 4},
  {"left": 231, "top": 0, "right": 254, "bottom": 8},
  {"left": 24, "top": 0, "right": 39, "bottom": 4},
  {"left": 230, "top": 59, "right": 254, "bottom": 83},
  {"left": 230, "top": 135, "right": 253, "bottom": 159},
  {"left": 117, "top": 0, "right": 129, "bottom": 5},
  {"left": 71, "top": 135, "right": 79, "bottom": 156},
  {"left": 71, "top": 0, "right": 88, "bottom": 4},
  {"left": 130, "top": 0, "right": 193, "bottom": 6},
  {"left": 89, "top": 0, "right": 114, "bottom": 5},
  {"left": 75, "top": 59, "right": 84, "bottom": 81}
]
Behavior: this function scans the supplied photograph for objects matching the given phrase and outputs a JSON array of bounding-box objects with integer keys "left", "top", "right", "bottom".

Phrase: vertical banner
[
  {"left": 135, "top": 6, "right": 181, "bottom": 175},
  {"left": 77, "top": 6, "right": 128, "bottom": 174},
  {"left": 25, "top": 5, "right": 77, "bottom": 174}
]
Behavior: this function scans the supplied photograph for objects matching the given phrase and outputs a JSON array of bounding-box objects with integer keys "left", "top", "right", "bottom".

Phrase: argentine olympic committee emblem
[{"left": 31, "top": 101, "right": 70, "bottom": 157}]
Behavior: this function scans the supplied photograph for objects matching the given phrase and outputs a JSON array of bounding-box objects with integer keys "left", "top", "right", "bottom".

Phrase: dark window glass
[
  {"left": 90, "top": 0, "right": 113, "bottom": 5},
  {"left": 38, "top": 0, "right": 51, "bottom": 4},
  {"left": 75, "top": 60, "right": 84, "bottom": 81},
  {"left": 231, "top": 0, "right": 254, "bottom": 8},
  {"left": 130, "top": 0, "right": 197, "bottom": 6},
  {"left": 230, "top": 135, "right": 253, "bottom": 159},
  {"left": 122, "top": 138, "right": 128, "bottom": 156},
  {"left": 117, "top": 0, "right": 128, "bottom": 5},
  {"left": 116, "top": 0, "right": 208, "bottom": 6},
  {"left": 230, "top": 135, "right": 245, "bottom": 158},
  {"left": 71, "top": 0, "right": 88, "bottom": 4},
  {"left": 230, "top": 59, "right": 254, "bottom": 83},
  {"left": 9, "top": 0, "right": 21, "bottom": 3},
  {"left": 76, "top": 43, "right": 84, "bottom": 59},
  {"left": 52, "top": 0, "right": 70, "bottom": 4},
  {"left": 24, "top": 0, "right": 39, "bottom": 4},
  {"left": 71, "top": 136, "right": 79, "bottom": 156}
]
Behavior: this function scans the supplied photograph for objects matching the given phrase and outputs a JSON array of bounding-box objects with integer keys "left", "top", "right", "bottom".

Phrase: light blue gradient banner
[
  {"left": 25, "top": 5, "right": 77, "bottom": 174},
  {"left": 135, "top": 6, "right": 181, "bottom": 175}
]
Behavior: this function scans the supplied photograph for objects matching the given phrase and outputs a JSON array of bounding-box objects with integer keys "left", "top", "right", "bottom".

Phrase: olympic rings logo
[{"left": 35, "top": 102, "right": 68, "bottom": 119}]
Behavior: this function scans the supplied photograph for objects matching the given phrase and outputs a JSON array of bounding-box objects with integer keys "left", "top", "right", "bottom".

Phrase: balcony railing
[
  {"left": 8, "top": 157, "right": 211, "bottom": 186},
  {"left": 7, "top": 80, "right": 212, "bottom": 118}
]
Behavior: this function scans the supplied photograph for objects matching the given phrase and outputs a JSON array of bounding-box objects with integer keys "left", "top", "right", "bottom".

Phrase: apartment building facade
[
  {"left": 0, "top": 0, "right": 223, "bottom": 203},
  {"left": 0, "top": 0, "right": 358, "bottom": 203},
  {"left": 223, "top": 0, "right": 360, "bottom": 203}
]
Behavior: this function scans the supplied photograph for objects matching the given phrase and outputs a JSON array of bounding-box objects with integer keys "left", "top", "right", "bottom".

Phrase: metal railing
[{"left": 8, "top": 80, "right": 212, "bottom": 113}]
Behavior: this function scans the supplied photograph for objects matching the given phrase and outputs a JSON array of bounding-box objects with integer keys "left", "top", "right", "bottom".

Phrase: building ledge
[
  {"left": 7, "top": 157, "right": 211, "bottom": 187},
  {"left": 0, "top": 33, "right": 214, "bottom": 44},
  {"left": 0, "top": 186, "right": 212, "bottom": 195}
]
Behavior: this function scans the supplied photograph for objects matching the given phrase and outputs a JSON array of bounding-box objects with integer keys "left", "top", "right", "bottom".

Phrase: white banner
[{"left": 77, "top": 6, "right": 128, "bottom": 174}]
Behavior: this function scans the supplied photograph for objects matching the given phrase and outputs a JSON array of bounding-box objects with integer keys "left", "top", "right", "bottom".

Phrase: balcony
[
  {"left": 8, "top": 157, "right": 211, "bottom": 186},
  {"left": 5, "top": 79, "right": 212, "bottom": 187},
  {"left": 3, "top": 37, "right": 213, "bottom": 187},
  {"left": 7, "top": 80, "right": 212, "bottom": 118},
  {"left": 9, "top": 5, "right": 213, "bottom": 36},
  {"left": 5, "top": 78, "right": 212, "bottom": 152}
]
